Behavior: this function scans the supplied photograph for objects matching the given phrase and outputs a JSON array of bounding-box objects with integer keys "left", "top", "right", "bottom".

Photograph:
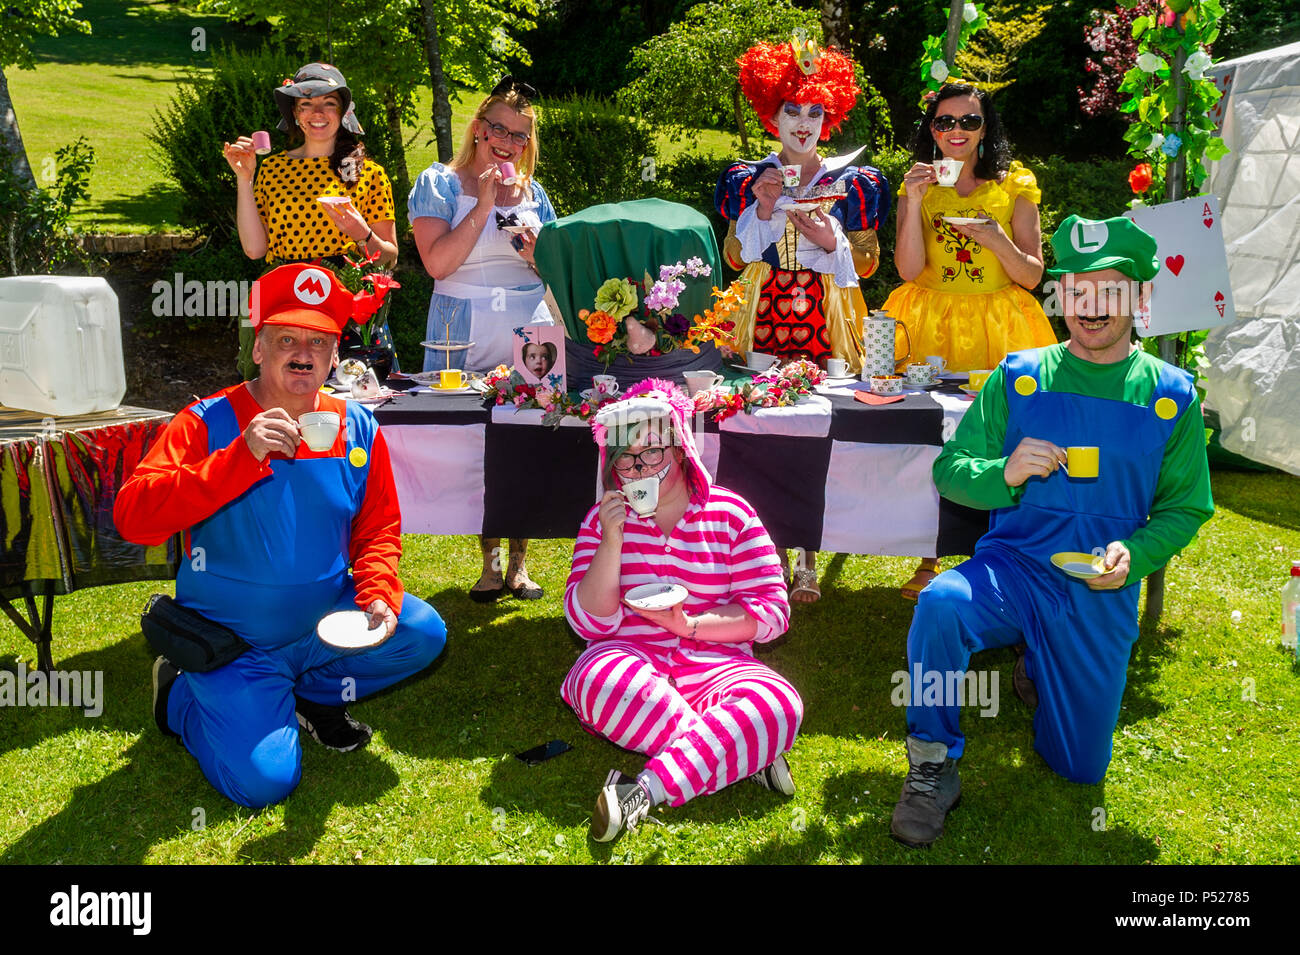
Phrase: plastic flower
[
  {"left": 1146, "top": 132, "right": 1165, "bottom": 152},
  {"left": 1160, "top": 132, "right": 1182, "bottom": 157},
  {"left": 1136, "top": 52, "right": 1164, "bottom": 73},
  {"left": 962, "top": 2, "right": 978, "bottom": 23},
  {"left": 1184, "top": 49, "right": 1213, "bottom": 81},
  {"left": 659, "top": 263, "right": 685, "bottom": 282},
  {"left": 683, "top": 256, "right": 711, "bottom": 277},
  {"left": 664, "top": 312, "right": 691, "bottom": 337},
  {"left": 1128, "top": 162, "right": 1154, "bottom": 194},
  {"left": 584, "top": 309, "right": 617, "bottom": 344},
  {"left": 930, "top": 59, "right": 950, "bottom": 82},
  {"left": 594, "top": 278, "right": 638, "bottom": 320}
]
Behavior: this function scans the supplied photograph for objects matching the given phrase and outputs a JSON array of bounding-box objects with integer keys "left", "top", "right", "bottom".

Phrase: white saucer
[
  {"left": 942, "top": 216, "right": 988, "bottom": 226},
  {"left": 317, "top": 195, "right": 352, "bottom": 207},
  {"left": 317, "top": 610, "right": 386, "bottom": 649},
  {"left": 329, "top": 386, "right": 398, "bottom": 401},
  {"left": 823, "top": 375, "right": 858, "bottom": 386},
  {"left": 736, "top": 363, "right": 781, "bottom": 375},
  {"left": 420, "top": 340, "right": 474, "bottom": 352},
  {"left": 903, "top": 379, "right": 942, "bottom": 390},
  {"left": 624, "top": 583, "right": 688, "bottom": 611},
  {"left": 958, "top": 385, "right": 983, "bottom": 397},
  {"left": 423, "top": 385, "right": 475, "bottom": 396}
]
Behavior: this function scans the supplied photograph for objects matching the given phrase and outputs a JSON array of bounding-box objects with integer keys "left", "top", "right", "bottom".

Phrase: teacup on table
[
  {"left": 869, "top": 374, "right": 904, "bottom": 396},
  {"left": 299, "top": 411, "right": 341, "bottom": 451},
  {"left": 825, "top": 358, "right": 848, "bottom": 378},
  {"left": 592, "top": 374, "right": 621, "bottom": 398},
  {"left": 904, "top": 362, "right": 936, "bottom": 386},
  {"left": 439, "top": 368, "right": 466, "bottom": 390},
  {"left": 966, "top": 369, "right": 993, "bottom": 392},
  {"left": 746, "top": 350, "right": 779, "bottom": 372},
  {"left": 683, "top": 370, "right": 723, "bottom": 396},
  {"left": 926, "top": 355, "right": 947, "bottom": 375}
]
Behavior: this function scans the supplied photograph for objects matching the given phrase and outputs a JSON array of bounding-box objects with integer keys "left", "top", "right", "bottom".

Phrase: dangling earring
[
  {"left": 932, "top": 141, "right": 938, "bottom": 161},
  {"left": 473, "top": 135, "right": 479, "bottom": 144},
  {"left": 978, "top": 140, "right": 985, "bottom": 159}
]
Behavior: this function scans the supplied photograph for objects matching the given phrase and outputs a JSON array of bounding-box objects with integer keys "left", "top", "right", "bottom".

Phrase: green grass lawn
[
  {"left": 7, "top": 0, "right": 743, "bottom": 233},
  {"left": 2, "top": 469, "right": 1298, "bottom": 864}
]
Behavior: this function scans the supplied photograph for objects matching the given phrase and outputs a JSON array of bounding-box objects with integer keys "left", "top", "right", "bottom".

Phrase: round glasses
[
  {"left": 931, "top": 113, "right": 985, "bottom": 133},
  {"left": 482, "top": 119, "right": 531, "bottom": 147},
  {"left": 613, "top": 447, "right": 665, "bottom": 473}
]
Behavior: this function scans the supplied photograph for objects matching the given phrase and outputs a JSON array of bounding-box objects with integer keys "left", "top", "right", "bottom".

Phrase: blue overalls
[
  {"left": 908, "top": 349, "right": 1193, "bottom": 783},
  {"left": 165, "top": 395, "right": 446, "bottom": 808}
]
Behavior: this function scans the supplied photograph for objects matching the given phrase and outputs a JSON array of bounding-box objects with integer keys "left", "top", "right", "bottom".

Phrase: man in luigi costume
[
  {"left": 889, "top": 214, "right": 1214, "bottom": 847},
  {"left": 115, "top": 263, "right": 446, "bottom": 808}
]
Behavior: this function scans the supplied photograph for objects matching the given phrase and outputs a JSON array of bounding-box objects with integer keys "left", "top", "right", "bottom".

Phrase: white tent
[{"left": 1202, "top": 41, "right": 1300, "bottom": 475}]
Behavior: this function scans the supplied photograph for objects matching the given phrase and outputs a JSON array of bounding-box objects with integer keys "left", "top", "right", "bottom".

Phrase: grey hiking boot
[{"left": 890, "top": 735, "right": 961, "bottom": 848}]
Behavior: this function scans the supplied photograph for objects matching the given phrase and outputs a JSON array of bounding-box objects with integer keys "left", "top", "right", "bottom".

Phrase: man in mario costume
[
  {"left": 888, "top": 215, "right": 1213, "bottom": 848},
  {"left": 115, "top": 262, "right": 446, "bottom": 808}
]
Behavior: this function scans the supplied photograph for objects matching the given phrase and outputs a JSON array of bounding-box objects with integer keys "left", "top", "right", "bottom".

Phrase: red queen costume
[{"left": 715, "top": 39, "right": 890, "bottom": 373}]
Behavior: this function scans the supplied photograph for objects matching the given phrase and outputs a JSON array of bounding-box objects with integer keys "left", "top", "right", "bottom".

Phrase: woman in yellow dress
[{"left": 886, "top": 82, "right": 1056, "bottom": 598}]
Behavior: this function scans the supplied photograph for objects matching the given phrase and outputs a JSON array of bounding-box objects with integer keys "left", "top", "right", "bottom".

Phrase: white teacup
[
  {"left": 935, "top": 158, "right": 964, "bottom": 187},
  {"left": 352, "top": 369, "right": 381, "bottom": 398},
  {"left": 299, "top": 411, "right": 341, "bottom": 451},
  {"left": 926, "top": 354, "right": 947, "bottom": 374},
  {"left": 905, "top": 362, "right": 936, "bottom": 386},
  {"left": 682, "top": 370, "right": 724, "bottom": 396},
  {"left": 592, "top": 374, "right": 621, "bottom": 397},
  {"left": 621, "top": 475, "right": 660, "bottom": 517},
  {"left": 826, "top": 358, "right": 848, "bottom": 378},
  {"left": 870, "top": 375, "right": 905, "bottom": 396},
  {"left": 781, "top": 164, "right": 801, "bottom": 189},
  {"left": 746, "top": 350, "right": 779, "bottom": 372}
]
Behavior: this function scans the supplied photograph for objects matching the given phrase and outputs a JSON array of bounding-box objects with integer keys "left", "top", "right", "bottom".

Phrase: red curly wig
[{"left": 738, "top": 40, "right": 861, "bottom": 140}]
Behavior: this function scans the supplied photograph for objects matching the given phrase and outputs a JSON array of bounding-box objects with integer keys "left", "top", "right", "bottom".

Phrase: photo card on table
[{"left": 513, "top": 324, "right": 567, "bottom": 391}]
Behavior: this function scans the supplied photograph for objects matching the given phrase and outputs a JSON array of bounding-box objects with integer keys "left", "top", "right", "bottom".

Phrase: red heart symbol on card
[
  {"left": 1165, "top": 255, "right": 1185, "bottom": 276},
  {"left": 1214, "top": 290, "right": 1225, "bottom": 301},
  {"left": 1203, "top": 218, "right": 1214, "bottom": 228}
]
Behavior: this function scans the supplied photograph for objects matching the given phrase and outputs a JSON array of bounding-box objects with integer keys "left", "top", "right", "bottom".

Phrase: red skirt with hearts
[{"left": 752, "top": 270, "right": 831, "bottom": 365}]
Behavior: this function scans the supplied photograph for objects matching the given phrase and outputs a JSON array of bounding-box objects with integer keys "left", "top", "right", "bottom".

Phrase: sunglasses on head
[
  {"left": 931, "top": 113, "right": 985, "bottom": 133},
  {"left": 491, "top": 75, "right": 539, "bottom": 103}
]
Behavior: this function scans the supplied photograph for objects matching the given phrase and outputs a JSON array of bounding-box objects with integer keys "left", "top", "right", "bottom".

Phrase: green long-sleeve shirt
[{"left": 934, "top": 344, "right": 1214, "bottom": 585}]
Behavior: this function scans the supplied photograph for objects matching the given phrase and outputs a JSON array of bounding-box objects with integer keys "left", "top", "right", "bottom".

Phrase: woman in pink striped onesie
[{"left": 562, "top": 380, "right": 804, "bottom": 842}]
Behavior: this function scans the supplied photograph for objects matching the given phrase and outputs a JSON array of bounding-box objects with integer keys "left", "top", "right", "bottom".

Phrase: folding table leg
[{"left": 1, "top": 590, "right": 56, "bottom": 673}]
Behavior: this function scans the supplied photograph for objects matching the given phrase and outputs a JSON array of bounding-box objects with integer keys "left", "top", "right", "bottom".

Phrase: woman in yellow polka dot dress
[
  {"left": 223, "top": 63, "right": 398, "bottom": 379},
  {"left": 887, "top": 82, "right": 1057, "bottom": 600}
]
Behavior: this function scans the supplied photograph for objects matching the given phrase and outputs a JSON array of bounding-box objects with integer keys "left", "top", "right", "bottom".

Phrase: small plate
[
  {"left": 327, "top": 386, "right": 398, "bottom": 401},
  {"left": 735, "top": 362, "right": 782, "bottom": 375},
  {"left": 904, "top": 379, "right": 942, "bottom": 390},
  {"left": 424, "top": 385, "right": 475, "bottom": 396},
  {"left": 1051, "top": 552, "right": 1106, "bottom": 580},
  {"left": 624, "top": 583, "right": 688, "bottom": 611},
  {"left": 317, "top": 610, "right": 386, "bottom": 649},
  {"left": 942, "top": 216, "right": 989, "bottom": 226},
  {"left": 958, "top": 385, "right": 983, "bottom": 397},
  {"left": 420, "top": 340, "right": 474, "bottom": 352},
  {"left": 500, "top": 225, "right": 533, "bottom": 235},
  {"left": 823, "top": 375, "right": 859, "bottom": 386},
  {"left": 317, "top": 195, "right": 352, "bottom": 207}
]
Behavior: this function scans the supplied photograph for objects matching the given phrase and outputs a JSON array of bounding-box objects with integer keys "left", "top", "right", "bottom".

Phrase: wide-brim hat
[
  {"left": 248, "top": 263, "right": 354, "bottom": 336},
  {"left": 273, "top": 62, "right": 364, "bottom": 135},
  {"left": 1046, "top": 214, "right": 1160, "bottom": 282}
]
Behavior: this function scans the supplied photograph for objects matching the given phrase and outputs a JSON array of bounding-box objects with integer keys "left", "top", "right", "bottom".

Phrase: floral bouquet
[
  {"left": 692, "top": 358, "right": 826, "bottom": 422},
  {"left": 579, "top": 257, "right": 744, "bottom": 366},
  {"left": 481, "top": 364, "right": 622, "bottom": 428},
  {"left": 333, "top": 249, "right": 400, "bottom": 347}
]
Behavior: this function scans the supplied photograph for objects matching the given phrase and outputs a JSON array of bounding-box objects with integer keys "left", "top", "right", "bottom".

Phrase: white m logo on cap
[
  {"left": 294, "top": 267, "right": 332, "bottom": 305},
  {"left": 1071, "top": 220, "right": 1108, "bottom": 254}
]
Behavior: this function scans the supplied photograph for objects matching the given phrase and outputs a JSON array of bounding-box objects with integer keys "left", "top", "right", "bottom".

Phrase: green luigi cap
[{"left": 1046, "top": 214, "right": 1160, "bottom": 282}]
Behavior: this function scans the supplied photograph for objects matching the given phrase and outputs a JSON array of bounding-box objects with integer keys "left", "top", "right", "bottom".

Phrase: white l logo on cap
[
  {"left": 294, "top": 267, "right": 332, "bottom": 305},
  {"left": 1071, "top": 220, "right": 1108, "bottom": 254}
]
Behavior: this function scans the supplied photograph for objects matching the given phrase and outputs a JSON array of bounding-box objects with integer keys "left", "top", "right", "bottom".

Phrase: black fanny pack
[{"left": 141, "top": 594, "right": 250, "bottom": 672}]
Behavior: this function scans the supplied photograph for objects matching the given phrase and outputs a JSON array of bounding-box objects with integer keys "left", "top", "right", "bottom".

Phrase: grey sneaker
[
  {"left": 295, "top": 696, "right": 373, "bottom": 752},
  {"left": 750, "top": 753, "right": 796, "bottom": 796},
  {"left": 590, "top": 770, "right": 652, "bottom": 842},
  {"left": 890, "top": 735, "right": 962, "bottom": 848},
  {"left": 151, "top": 656, "right": 181, "bottom": 741}
]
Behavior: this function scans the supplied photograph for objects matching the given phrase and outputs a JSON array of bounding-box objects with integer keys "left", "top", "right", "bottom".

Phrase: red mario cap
[{"left": 248, "top": 263, "right": 353, "bottom": 335}]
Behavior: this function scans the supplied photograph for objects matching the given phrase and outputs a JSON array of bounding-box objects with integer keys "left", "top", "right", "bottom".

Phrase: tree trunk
[
  {"left": 0, "top": 66, "right": 36, "bottom": 191},
  {"left": 733, "top": 82, "right": 749, "bottom": 153},
  {"left": 821, "top": 0, "right": 848, "bottom": 50},
  {"left": 383, "top": 85, "right": 411, "bottom": 216},
  {"left": 417, "top": 0, "right": 455, "bottom": 163},
  {"left": 944, "top": 0, "right": 965, "bottom": 64}
]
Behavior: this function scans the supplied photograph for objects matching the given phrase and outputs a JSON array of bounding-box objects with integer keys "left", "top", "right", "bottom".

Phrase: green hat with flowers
[{"left": 1046, "top": 214, "right": 1160, "bottom": 282}]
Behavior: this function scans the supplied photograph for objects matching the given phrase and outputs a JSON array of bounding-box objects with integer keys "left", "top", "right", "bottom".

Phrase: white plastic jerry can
[{"left": 0, "top": 275, "right": 127, "bottom": 416}]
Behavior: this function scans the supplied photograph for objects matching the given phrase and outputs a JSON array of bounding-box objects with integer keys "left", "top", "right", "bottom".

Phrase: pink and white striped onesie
[{"left": 562, "top": 486, "right": 803, "bottom": 807}]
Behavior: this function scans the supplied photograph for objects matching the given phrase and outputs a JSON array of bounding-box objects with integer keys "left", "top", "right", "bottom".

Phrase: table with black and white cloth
[{"left": 374, "top": 383, "right": 988, "bottom": 557}]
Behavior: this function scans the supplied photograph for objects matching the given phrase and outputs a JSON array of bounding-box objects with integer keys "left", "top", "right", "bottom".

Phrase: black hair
[
  {"left": 909, "top": 83, "right": 1011, "bottom": 182},
  {"left": 287, "top": 107, "right": 368, "bottom": 186}
]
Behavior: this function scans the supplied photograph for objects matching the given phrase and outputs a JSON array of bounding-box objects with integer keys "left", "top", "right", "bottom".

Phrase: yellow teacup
[
  {"left": 966, "top": 369, "right": 993, "bottom": 392},
  {"left": 439, "top": 368, "right": 466, "bottom": 390},
  {"left": 1066, "top": 446, "right": 1100, "bottom": 478}
]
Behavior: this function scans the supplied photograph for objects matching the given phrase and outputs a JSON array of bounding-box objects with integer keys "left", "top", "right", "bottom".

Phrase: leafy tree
[
  {"left": 0, "top": 0, "right": 91, "bottom": 189},
  {"left": 1079, "top": 3, "right": 1158, "bottom": 118},
  {"left": 955, "top": 2, "right": 1050, "bottom": 96},
  {"left": 616, "top": 0, "right": 822, "bottom": 152}
]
